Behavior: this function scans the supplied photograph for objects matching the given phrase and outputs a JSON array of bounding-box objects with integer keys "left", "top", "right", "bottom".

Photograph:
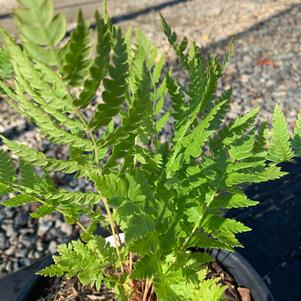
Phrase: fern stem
[
  {"left": 142, "top": 279, "right": 152, "bottom": 301},
  {"left": 181, "top": 190, "right": 217, "bottom": 251},
  {"left": 102, "top": 197, "right": 124, "bottom": 273},
  {"left": 148, "top": 285, "right": 155, "bottom": 301},
  {"left": 75, "top": 107, "right": 125, "bottom": 274},
  {"left": 38, "top": 199, "right": 89, "bottom": 234},
  {"left": 11, "top": 184, "right": 89, "bottom": 234},
  {"left": 74, "top": 107, "right": 100, "bottom": 165}
]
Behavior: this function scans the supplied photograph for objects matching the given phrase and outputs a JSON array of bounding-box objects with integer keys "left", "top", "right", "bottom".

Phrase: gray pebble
[
  {"left": 14, "top": 212, "right": 29, "bottom": 227},
  {"left": 34, "top": 251, "right": 41, "bottom": 259},
  {"left": 0, "top": 232, "right": 5, "bottom": 247},
  {"left": 5, "top": 246, "right": 15, "bottom": 256},
  {"left": 37, "top": 221, "right": 52, "bottom": 237},
  {"left": 61, "top": 223, "right": 73, "bottom": 236},
  {"left": 18, "top": 258, "right": 31, "bottom": 266},
  {"left": 3, "top": 224, "right": 15, "bottom": 237},
  {"left": 48, "top": 241, "right": 57, "bottom": 254},
  {"left": 21, "top": 235, "right": 37, "bottom": 248},
  {"left": 36, "top": 240, "right": 44, "bottom": 252},
  {"left": 16, "top": 248, "right": 28, "bottom": 258}
]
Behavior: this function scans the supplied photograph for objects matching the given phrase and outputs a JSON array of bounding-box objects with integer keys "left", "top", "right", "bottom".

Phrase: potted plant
[{"left": 0, "top": 0, "right": 299, "bottom": 300}]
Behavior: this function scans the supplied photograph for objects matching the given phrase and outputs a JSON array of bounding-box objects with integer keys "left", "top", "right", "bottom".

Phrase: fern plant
[{"left": 0, "top": 1, "right": 299, "bottom": 300}]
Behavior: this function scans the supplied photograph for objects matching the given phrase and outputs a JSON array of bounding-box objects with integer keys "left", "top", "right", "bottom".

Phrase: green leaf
[
  {"left": 1, "top": 194, "right": 36, "bottom": 207},
  {"left": 156, "top": 112, "right": 170, "bottom": 132},
  {"left": 201, "top": 215, "right": 251, "bottom": 247},
  {"left": 45, "top": 191, "right": 100, "bottom": 206},
  {"left": 222, "top": 107, "right": 259, "bottom": 146},
  {"left": 228, "top": 133, "right": 255, "bottom": 160},
  {"left": 19, "top": 160, "right": 42, "bottom": 190},
  {"left": 183, "top": 97, "right": 228, "bottom": 160},
  {"left": 75, "top": 12, "right": 111, "bottom": 108},
  {"left": 166, "top": 72, "right": 186, "bottom": 120},
  {"left": 15, "top": 0, "right": 66, "bottom": 65},
  {"left": 31, "top": 203, "right": 54, "bottom": 218},
  {"left": 48, "top": 14, "right": 66, "bottom": 45},
  {"left": 160, "top": 14, "right": 187, "bottom": 68},
  {"left": 0, "top": 183, "right": 12, "bottom": 196},
  {"left": 154, "top": 279, "right": 180, "bottom": 301},
  {"left": 0, "top": 135, "right": 91, "bottom": 177},
  {"left": 13, "top": 83, "right": 93, "bottom": 151},
  {"left": 130, "top": 255, "right": 159, "bottom": 279},
  {"left": 267, "top": 105, "right": 293, "bottom": 163},
  {"left": 90, "top": 28, "right": 128, "bottom": 128},
  {"left": 210, "top": 193, "right": 259, "bottom": 209},
  {"left": 0, "top": 48, "right": 13, "bottom": 79},
  {"left": 292, "top": 109, "right": 301, "bottom": 156},
  {"left": 62, "top": 9, "right": 91, "bottom": 86},
  {"left": 93, "top": 173, "right": 128, "bottom": 200},
  {"left": 38, "top": 238, "right": 114, "bottom": 288},
  {"left": 226, "top": 165, "right": 287, "bottom": 186},
  {"left": 125, "top": 215, "right": 155, "bottom": 243},
  {"left": 153, "top": 54, "right": 165, "bottom": 84},
  {"left": 0, "top": 150, "right": 16, "bottom": 184}
]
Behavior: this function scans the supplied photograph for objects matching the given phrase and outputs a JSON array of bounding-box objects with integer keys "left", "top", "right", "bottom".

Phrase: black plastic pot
[
  {"left": 209, "top": 249, "right": 275, "bottom": 301},
  {"left": 17, "top": 249, "right": 274, "bottom": 301}
]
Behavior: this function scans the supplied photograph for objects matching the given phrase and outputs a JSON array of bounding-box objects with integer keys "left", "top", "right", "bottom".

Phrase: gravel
[{"left": 1, "top": 0, "right": 301, "bottom": 276}]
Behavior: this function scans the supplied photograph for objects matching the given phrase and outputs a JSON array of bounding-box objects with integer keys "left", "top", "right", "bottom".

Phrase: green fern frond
[
  {"left": 0, "top": 32, "right": 72, "bottom": 111},
  {"left": 101, "top": 63, "right": 151, "bottom": 171},
  {"left": 201, "top": 215, "right": 251, "bottom": 247},
  {"left": 62, "top": 9, "right": 91, "bottom": 86},
  {"left": 45, "top": 191, "right": 100, "bottom": 206},
  {"left": 15, "top": 0, "right": 66, "bottom": 66},
  {"left": 0, "top": 81, "right": 79, "bottom": 137},
  {"left": 222, "top": 107, "right": 259, "bottom": 146},
  {"left": 0, "top": 150, "right": 16, "bottom": 184},
  {"left": 206, "top": 89, "right": 231, "bottom": 130},
  {"left": 0, "top": 136, "right": 91, "bottom": 177},
  {"left": 187, "top": 43, "right": 206, "bottom": 105},
  {"left": 31, "top": 203, "right": 54, "bottom": 218},
  {"left": 11, "top": 84, "right": 93, "bottom": 151},
  {"left": 75, "top": 11, "right": 112, "bottom": 108},
  {"left": 182, "top": 98, "right": 228, "bottom": 161},
  {"left": 93, "top": 173, "right": 128, "bottom": 200},
  {"left": 1, "top": 194, "right": 36, "bottom": 207},
  {"left": 38, "top": 237, "right": 115, "bottom": 288},
  {"left": 267, "top": 105, "right": 293, "bottom": 163},
  {"left": 19, "top": 160, "right": 45, "bottom": 191},
  {"left": 228, "top": 132, "right": 255, "bottom": 161},
  {"left": 253, "top": 122, "right": 268, "bottom": 156},
  {"left": 160, "top": 14, "right": 187, "bottom": 68},
  {"left": 125, "top": 215, "right": 155, "bottom": 243},
  {"left": 0, "top": 47, "right": 13, "bottom": 79},
  {"left": 226, "top": 165, "right": 287, "bottom": 186},
  {"left": 131, "top": 255, "right": 159, "bottom": 279},
  {"left": 210, "top": 193, "right": 259, "bottom": 209},
  {"left": 90, "top": 28, "right": 128, "bottom": 128},
  {"left": 166, "top": 72, "right": 186, "bottom": 120},
  {"left": 292, "top": 109, "right": 301, "bottom": 156}
]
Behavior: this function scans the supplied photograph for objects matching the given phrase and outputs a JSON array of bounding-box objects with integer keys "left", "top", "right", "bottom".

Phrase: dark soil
[{"left": 36, "top": 261, "right": 250, "bottom": 301}]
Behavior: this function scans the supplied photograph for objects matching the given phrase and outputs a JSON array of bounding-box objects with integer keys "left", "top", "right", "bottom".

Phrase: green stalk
[
  {"left": 78, "top": 110, "right": 125, "bottom": 273},
  {"left": 102, "top": 197, "right": 124, "bottom": 273},
  {"left": 181, "top": 190, "right": 217, "bottom": 251}
]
